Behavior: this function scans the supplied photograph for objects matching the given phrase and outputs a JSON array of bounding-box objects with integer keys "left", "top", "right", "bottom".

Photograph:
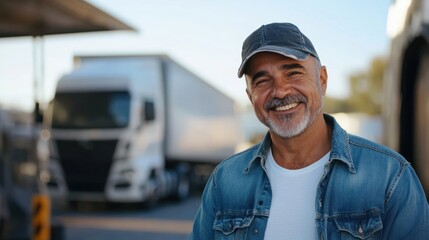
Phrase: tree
[
  {"left": 346, "top": 57, "right": 386, "bottom": 115},
  {"left": 323, "top": 96, "right": 351, "bottom": 114}
]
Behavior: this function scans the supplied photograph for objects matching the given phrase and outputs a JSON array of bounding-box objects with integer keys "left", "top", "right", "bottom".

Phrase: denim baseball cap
[{"left": 238, "top": 22, "right": 319, "bottom": 78}]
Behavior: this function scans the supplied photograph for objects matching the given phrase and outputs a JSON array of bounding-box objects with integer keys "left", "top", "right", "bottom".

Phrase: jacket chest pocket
[
  {"left": 333, "top": 210, "right": 383, "bottom": 240},
  {"left": 213, "top": 213, "right": 255, "bottom": 239}
]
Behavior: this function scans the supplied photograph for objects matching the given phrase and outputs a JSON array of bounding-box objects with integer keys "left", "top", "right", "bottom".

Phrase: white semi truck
[{"left": 43, "top": 55, "right": 241, "bottom": 205}]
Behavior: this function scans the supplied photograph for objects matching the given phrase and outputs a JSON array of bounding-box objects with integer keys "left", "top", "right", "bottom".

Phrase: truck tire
[{"left": 142, "top": 174, "right": 160, "bottom": 209}]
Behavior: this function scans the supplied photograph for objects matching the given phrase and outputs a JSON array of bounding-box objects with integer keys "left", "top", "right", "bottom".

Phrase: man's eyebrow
[
  {"left": 251, "top": 71, "right": 268, "bottom": 83},
  {"left": 279, "top": 63, "right": 305, "bottom": 71}
]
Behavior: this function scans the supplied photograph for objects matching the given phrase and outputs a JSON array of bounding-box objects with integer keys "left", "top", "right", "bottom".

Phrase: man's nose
[{"left": 271, "top": 77, "right": 292, "bottom": 99}]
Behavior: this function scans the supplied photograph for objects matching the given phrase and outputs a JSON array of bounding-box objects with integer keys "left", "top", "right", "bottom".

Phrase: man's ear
[
  {"left": 245, "top": 75, "right": 254, "bottom": 104},
  {"left": 246, "top": 88, "right": 253, "bottom": 104},
  {"left": 320, "top": 66, "right": 328, "bottom": 95}
]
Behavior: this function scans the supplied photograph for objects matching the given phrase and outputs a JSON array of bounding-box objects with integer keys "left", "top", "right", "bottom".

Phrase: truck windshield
[{"left": 52, "top": 91, "right": 131, "bottom": 129}]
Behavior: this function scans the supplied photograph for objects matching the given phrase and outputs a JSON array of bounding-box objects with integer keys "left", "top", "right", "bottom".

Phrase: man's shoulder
[
  {"left": 327, "top": 113, "right": 408, "bottom": 167},
  {"left": 349, "top": 134, "right": 406, "bottom": 162},
  {"left": 347, "top": 133, "right": 408, "bottom": 166},
  {"left": 209, "top": 143, "right": 267, "bottom": 205},
  {"left": 217, "top": 143, "right": 260, "bottom": 171}
]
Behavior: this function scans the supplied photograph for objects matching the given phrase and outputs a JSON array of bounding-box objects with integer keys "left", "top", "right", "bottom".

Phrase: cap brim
[{"left": 237, "top": 46, "right": 310, "bottom": 78}]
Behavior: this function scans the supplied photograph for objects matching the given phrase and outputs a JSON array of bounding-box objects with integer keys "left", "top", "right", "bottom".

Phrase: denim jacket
[{"left": 189, "top": 114, "right": 429, "bottom": 240}]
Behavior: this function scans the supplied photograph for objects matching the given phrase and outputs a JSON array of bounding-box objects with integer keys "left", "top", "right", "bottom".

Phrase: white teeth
[{"left": 275, "top": 103, "right": 298, "bottom": 111}]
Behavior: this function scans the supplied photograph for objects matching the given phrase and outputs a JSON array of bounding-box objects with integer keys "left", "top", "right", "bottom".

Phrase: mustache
[{"left": 264, "top": 95, "right": 307, "bottom": 111}]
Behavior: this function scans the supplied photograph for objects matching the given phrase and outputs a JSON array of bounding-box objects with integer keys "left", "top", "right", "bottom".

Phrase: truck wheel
[{"left": 142, "top": 176, "right": 159, "bottom": 209}]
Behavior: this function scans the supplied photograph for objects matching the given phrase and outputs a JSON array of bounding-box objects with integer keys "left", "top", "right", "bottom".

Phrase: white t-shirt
[{"left": 264, "top": 149, "right": 330, "bottom": 240}]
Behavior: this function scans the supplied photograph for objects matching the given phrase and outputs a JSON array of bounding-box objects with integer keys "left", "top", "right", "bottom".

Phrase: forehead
[{"left": 244, "top": 52, "right": 311, "bottom": 76}]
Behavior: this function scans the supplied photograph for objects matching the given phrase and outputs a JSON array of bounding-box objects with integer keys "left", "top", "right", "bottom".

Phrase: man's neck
[{"left": 270, "top": 115, "right": 332, "bottom": 170}]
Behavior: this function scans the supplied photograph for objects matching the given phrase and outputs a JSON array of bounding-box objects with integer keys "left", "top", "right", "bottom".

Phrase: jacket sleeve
[
  {"left": 188, "top": 170, "right": 218, "bottom": 240},
  {"left": 383, "top": 164, "right": 429, "bottom": 239}
]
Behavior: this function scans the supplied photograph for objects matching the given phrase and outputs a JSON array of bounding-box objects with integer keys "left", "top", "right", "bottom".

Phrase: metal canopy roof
[{"left": 0, "top": 0, "right": 135, "bottom": 38}]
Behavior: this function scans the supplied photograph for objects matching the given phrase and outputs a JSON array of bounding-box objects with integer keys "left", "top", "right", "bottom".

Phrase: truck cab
[{"left": 46, "top": 57, "right": 165, "bottom": 203}]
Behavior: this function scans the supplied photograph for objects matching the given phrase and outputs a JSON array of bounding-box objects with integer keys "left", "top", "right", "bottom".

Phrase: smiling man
[{"left": 189, "top": 22, "right": 429, "bottom": 240}]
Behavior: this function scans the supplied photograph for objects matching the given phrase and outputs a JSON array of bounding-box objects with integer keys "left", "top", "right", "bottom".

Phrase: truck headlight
[{"left": 119, "top": 168, "right": 135, "bottom": 182}]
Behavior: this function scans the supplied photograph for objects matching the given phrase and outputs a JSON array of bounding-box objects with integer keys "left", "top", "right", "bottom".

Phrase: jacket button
[
  {"left": 258, "top": 200, "right": 263, "bottom": 205},
  {"left": 358, "top": 226, "right": 363, "bottom": 236},
  {"left": 254, "top": 229, "right": 259, "bottom": 234}
]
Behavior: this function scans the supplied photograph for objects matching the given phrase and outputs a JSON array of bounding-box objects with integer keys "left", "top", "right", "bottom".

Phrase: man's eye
[
  {"left": 288, "top": 71, "right": 302, "bottom": 77},
  {"left": 254, "top": 79, "right": 269, "bottom": 86}
]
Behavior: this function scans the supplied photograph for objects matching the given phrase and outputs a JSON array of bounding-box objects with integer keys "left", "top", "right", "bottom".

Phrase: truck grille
[{"left": 56, "top": 139, "right": 117, "bottom": 193}]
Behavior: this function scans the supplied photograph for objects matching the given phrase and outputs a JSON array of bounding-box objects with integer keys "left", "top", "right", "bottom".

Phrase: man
[{"left": 189, "top": 22, "right": 429, "bottom": 239}]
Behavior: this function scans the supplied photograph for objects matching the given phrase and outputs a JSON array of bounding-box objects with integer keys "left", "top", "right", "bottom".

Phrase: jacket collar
[{"left": 245, "top": 114, "right": 356, "bottom": 173}]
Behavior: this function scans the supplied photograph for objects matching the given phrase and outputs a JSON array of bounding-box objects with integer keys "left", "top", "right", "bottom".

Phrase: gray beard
[
  {"left": 267, "top": 112, "right": 310, "bottom": 138},
  {"left": 266, "top": 104, "right": 321, "bottom": 138}
]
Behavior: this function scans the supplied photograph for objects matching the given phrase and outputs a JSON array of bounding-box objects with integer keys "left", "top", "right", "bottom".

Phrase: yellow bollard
[{"left": 32, "top": 195, "right": 51, "bottom": 240}]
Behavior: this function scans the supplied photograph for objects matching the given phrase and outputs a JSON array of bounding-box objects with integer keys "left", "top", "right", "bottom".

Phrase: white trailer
[{"left": 44, "top": 55, "right": 241, "bottom": 204}]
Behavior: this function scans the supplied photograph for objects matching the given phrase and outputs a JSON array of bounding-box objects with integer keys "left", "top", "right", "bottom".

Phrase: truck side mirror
[
  {"left": 34, "top": 102, "right": 44, "bottom": 124},
  {"left": 144, "top": 100, "right": 155, "bottom": 121}
]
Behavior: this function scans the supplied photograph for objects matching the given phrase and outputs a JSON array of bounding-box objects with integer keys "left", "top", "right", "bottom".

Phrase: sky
[{"left": 0, "top": 0, "right": 392, "bottom": 112}]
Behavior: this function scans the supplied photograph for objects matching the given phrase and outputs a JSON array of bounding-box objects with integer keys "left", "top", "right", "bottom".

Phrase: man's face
[{"left": 244, "top": 52, "right": 327, "bottom": 138}]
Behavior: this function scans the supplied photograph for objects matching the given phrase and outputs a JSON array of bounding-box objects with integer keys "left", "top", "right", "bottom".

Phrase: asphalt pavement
[{"left": 53, "top": 196, "right": 201, "bottom": 240}]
